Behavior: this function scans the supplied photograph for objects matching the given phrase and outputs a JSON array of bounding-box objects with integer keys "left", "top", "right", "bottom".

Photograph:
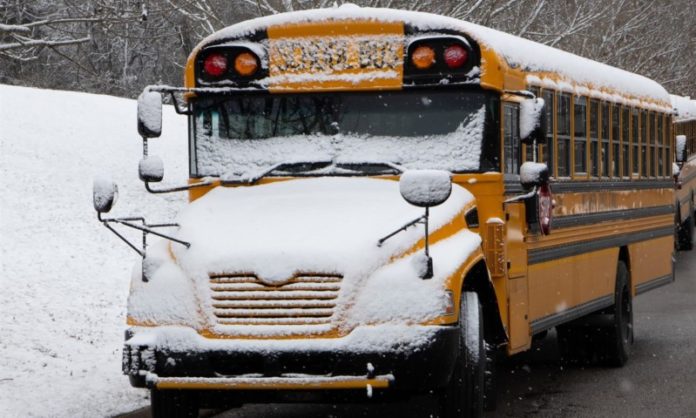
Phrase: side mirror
[
  {"left": 399, "top": 170, "right": 452, "bottom": 207},
  {"left": 139, "top": 156, "right": 164, "bottom": 183},
  {"left": 137, "top": 91, "right": 162, "bottom": 138},
  {"left": 520, "top": 97, "right": 547, "bottom": 145},
  {"left": 676, "top": 135, "right": 687, "bottom": 164},
  {"left": 93, "top": 176, "right": 118, "bottom": 213},
  {"left": 520, "top": 162, "right": 550, "bottom": 189}
]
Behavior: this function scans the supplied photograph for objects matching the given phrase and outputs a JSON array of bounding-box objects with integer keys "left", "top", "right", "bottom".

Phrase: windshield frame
[{"left": 187, "top": 86, "right": 500, "bottom": 178}]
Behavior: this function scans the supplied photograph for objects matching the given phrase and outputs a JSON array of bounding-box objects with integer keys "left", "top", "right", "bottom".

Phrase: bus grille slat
[{"left": 210, "top": 274, "right": 342, "bottom": 326}]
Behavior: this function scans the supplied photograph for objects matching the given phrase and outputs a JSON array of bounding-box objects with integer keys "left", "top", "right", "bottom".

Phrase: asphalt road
[{"left": 125, "top": 251, "right": 696, "bottom": 418}]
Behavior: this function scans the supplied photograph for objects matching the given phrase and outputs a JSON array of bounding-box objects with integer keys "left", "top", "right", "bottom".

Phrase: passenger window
[
  {"left": 612, "top": 104, "right": 620, "bottom": 177},
  {"left": 601, "top": 102, "right": 610, "bottom": 178},
  {"left": 542, "top": 90, "right": 555, "bottom": 175},
  {"left": 632, "top": 109, "right": 639, "bottom": 177},
  {"left": 557, "top": 93, "right": 571, "bottom": 177},
  {"left": 667, "top": 117, "right": 673, "bottom": 172},
  {"left": 503, "top": 103, "right": 521, "bottom": 175},
  {"left": 657, "top": 114, "right": 664, "bottom": 177},
  {"left": 622, "top": 107, "right": 630, "bottom": 177},
  {"left": 641, "top": 110, "right": 648, "bottom": 177},
  {"left": 650, "top": 112, "right": 656, "bottom": 177},
  {"left": 574, "top": 96, "right": 587, "bottom": 175}
]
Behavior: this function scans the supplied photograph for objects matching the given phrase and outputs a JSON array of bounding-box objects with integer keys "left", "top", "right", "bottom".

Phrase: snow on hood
[{"left": 173, "top": 177, "right": 473, "bottom": 281}]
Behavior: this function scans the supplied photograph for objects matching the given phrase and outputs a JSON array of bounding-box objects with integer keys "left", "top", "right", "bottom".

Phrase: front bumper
[{"left": 123, "top": 325, "right": 459, "bottom": 399}]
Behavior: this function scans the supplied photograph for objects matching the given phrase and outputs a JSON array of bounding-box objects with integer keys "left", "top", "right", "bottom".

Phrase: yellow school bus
[
  {"left": 93, "top": 6, "right": 677, "bottom": 418},
  {"left": 673, "top": 94, "right": 696, "bottom": 250}
]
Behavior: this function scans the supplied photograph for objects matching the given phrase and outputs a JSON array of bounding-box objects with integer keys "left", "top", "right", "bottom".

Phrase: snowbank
[{"left": 0, "top": 84, "right": 188, "bottom": 417}]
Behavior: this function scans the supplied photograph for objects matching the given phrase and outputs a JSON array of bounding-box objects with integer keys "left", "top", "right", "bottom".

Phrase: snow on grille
[{"left": 209, "top": 274, "right": 342, "bottom": 326}]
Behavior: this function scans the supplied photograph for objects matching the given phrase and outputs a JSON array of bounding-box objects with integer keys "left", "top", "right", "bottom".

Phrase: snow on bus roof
[
  {"left": 194, "top": 4, "right": 671, "bottom": 108},
  {"left": 671, "top": 95, "right": 696, "bottom": 122}
]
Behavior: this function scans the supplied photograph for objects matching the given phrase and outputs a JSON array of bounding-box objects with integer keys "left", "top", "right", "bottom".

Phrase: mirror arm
[
  {"left": 97, "top": 212, "right": 190, "bottom": 260},
  {"left": 504, "top": 89, "right": 537, "bottom": 99},
  {"left": 504, "top": 186, "right": 538, "bottom": 204},
  {"left": 168, "top": 91, "right": 191, "bottom": 115},
  {"left": 111, "top": 219, "right": 191, "bottom": 248},
  {"left": 100, "top": 216, "right": 145, "bottom": 257},
  {"left": 423, "top": 207, "right": 433, "bottom": 279},
  {"left": 142, "top": 85, "right": 190, "bottom": 116},
  {"left": 144, "top": 180, "right": 214, "bottom": 194},
  {"left": 377, "top": 215, "right": 426, "bottom": 247}
]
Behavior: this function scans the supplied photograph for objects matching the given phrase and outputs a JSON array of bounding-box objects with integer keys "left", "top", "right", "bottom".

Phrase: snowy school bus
[
  {"left": 92, "top": 5, "right": 677, "bottom": 418},
  {"left": 672, "top": 95, "right": 696, "bottom": 250}
]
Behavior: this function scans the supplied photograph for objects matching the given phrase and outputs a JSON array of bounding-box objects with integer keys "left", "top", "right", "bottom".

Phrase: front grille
[{"left": 209, "top": 274, "right": 342, "bottom": 326}]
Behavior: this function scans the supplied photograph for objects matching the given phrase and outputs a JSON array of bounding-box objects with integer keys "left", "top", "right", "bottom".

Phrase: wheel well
[
  {"left": 618, "top": 246, "right": 631, "bottom": 287},
  {"left": 463, "top": 261, "right": 507, "bottom": 346}
]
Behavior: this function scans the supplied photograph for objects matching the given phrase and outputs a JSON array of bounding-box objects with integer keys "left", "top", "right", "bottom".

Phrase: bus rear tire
[
  {"left": 438, "top": 292, "right": 485, "bottom": 418},
  {"left": 557, "top": 260, "right": 633, "bottom": 367},
  {"left": 150, "top": 389, "right": 199, "bottom": 418},
  {"left": 677, "top": 199, "right": 694, "bottom": 251},
  {"left": 602, "top": 260, "right": 633, "bottom": 367}
]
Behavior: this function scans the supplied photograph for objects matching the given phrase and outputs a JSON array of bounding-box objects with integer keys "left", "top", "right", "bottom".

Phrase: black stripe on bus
[
  {"left": 635, "top": 275, "right": 674, "bottom": 295},
  {"left": 528, "top": 225, "right": 674, "bottom": 265},
  {"left": 552, "top": 205, "right": 674, "bottom": 229},
  {"left": 505, "top": 180, "right": 674, "bottom": 195},
  {"left": 530, "top": 295, "right": 614, "bottom": 334}
]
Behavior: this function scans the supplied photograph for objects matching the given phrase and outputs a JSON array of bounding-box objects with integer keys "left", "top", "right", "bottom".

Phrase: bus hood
[{"left": 172, "top": 177, "right": 475, "bottom": 281}]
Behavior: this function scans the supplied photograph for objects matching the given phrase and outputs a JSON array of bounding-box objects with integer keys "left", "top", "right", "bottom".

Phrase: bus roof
[
  {"left": 671, "top": 95, "right": 696, "bottom": 122},
  {"left": 194, "top": 4, "right": 671, "bottom": 109}
]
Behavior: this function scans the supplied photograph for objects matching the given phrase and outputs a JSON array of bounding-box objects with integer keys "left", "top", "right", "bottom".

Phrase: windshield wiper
[
  {"left": 335, "top": 161, "right": 404, "bottom": 175},
  {"left": 222, "top": 160, "right": 333, "bottom": 185}
]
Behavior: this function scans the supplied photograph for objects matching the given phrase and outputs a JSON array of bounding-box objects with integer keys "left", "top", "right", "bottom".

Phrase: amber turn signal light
[
  {"left": 411, "top": 46, "right": 436, "bottom": 70},
  {"left": 234, "top": 52, "right": 259, "bottom": 76}
]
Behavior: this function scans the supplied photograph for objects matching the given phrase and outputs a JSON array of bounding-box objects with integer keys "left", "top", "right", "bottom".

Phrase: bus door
[{"left": 502, "top": 100, "right": 532, "bottom": 353}]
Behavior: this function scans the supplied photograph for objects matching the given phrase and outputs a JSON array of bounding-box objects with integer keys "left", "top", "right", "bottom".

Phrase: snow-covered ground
[{"left": 0, "top": 84, "right": 189, "bottom": 417}]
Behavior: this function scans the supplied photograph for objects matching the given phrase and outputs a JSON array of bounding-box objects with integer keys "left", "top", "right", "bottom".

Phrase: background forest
[{"left": 1, "top": 0, "right": 695, "bottom": 98}]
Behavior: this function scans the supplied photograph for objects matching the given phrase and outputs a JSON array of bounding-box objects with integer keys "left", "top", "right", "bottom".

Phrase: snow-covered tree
[{"left": 1, "top": 0, "right": 694, "bottom": 98}]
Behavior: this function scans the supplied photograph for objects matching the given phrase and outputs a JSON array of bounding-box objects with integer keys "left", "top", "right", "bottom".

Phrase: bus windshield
[{"left": 191, "top": 89, "right": 499, "bottom": 177}]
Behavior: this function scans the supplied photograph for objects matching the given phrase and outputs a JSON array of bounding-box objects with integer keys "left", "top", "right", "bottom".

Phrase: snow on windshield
[{"left": 193, "top": 103, "right": 486, "bottom": 176}]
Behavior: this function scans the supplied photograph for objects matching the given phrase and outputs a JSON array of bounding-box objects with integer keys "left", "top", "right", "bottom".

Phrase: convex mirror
[
  {"left": 520, "top": 162, "right": 550, "bottom": 189},
  {"left": 400, "top": 170, "right": 452, "bottom": 207},
  {"left": 137, "top": 91, "right": 162, "bottom": 138},
  {"left": 139, "top": 156, "right": 164, "bottom": 183},
  {"left": 520, "top": 97, "right": 547, "bottom": 145},
  {"left": 93, "top": 176, "right": 118, "bottom": 213}
]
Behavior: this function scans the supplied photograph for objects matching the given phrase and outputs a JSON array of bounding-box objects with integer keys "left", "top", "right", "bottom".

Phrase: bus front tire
[
  {"left": 438, "top": 291, "right": 485, "bottom": 418},
  {"left": 150, "top": 389, "right": 199, "bottom": 418}
]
